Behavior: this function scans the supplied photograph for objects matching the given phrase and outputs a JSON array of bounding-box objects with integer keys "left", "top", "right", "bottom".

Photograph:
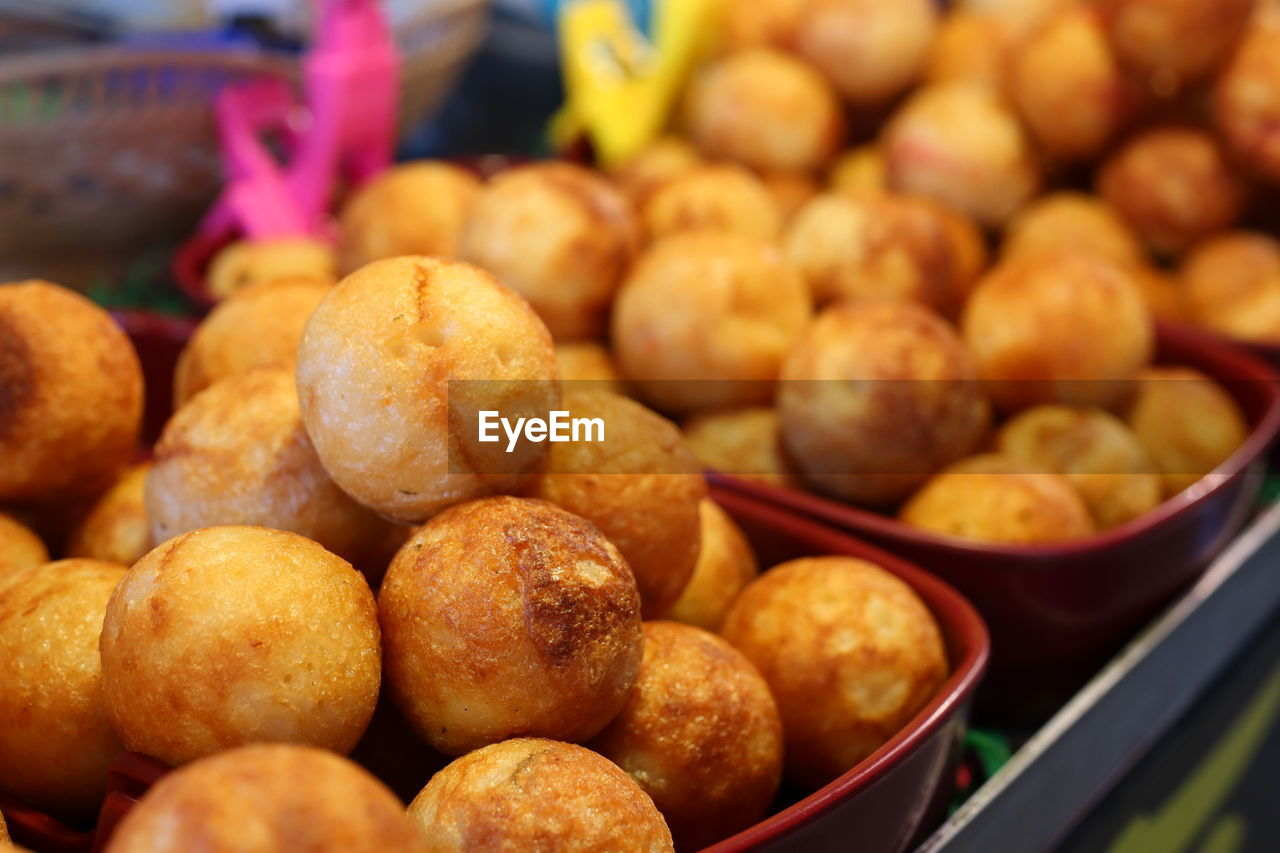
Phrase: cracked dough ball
[
  {"left": 67, "top": 462, "right": 151, "bottom": 566},
  {"left": 639, "top": 164, "right": 782, "bottom": 244},
  {"left": 206, "top": 238, "right": 336, "bottom": 301}
]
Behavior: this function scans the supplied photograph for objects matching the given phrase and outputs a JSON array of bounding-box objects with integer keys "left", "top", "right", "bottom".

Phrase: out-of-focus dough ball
[
  {"left": 1002, "top": 192, "right": 1145, "bottom": 267},
  {"left": 173, "top": 275, "right": 329, "bottom": 407},
  {"left": 295, "top": 256, "right": 561, "bottom": 523},
  {"left": 722, "top": 556, "right": 947, "bottom": 788},
  {"left": 608, "top": 136, "right": 703, "bottom": 203},
  {"left": 407, "top": 738, "right": 673, "bottom": 853},
  {"left": 639, "top": 164, "right": 782, "bottom": 244},
  {"left": 104, "top": 744, "right": 427, "bottom": 853},
  {"left": 929, "top": 199, "right": 990, "bottom": 300},
  {"left": 828, "top": 145, "right": 887, "bottom": 196},
  {"left": 683, "top": 48, "right": 845, "bottom": 173},
  {"left": 783, "top": 192, "right": 963, "bottom": 314},
  {"left": 900, "top": 454, "right": 1097, "bottom": 543},
  {"left": 1130, "top": 263, "right": 1188, "bottom": 323},
  {"left": 591, "top": 622, "right": 782, "bottom": 849},
  {"left": 67, "top": 462, "right": 151, "bottom": 566},
  {"left": 100, "top": 526, "right": 381, "bottom": 766},
  {"left": 995, "top": 406, "right": 1163, "bottom": 529},
  {"left": 682, "top": 407, "right": 801, "bottom": 488},
  {"left": 962, "top": 253, "right": 1154, "bottom": 411},
  {"left": 460, "top": 162, "right": 638, "bottom": 340},
  {"left": 1181, "top": 232, "right": 1280, "bottom": 342},
  {"left": 148, "top": 369, "right": 402, "bottom": 570},
  {"left": 956, "top": 0, "right": 1074, "bottom": 37},
  {"left": 555, "top": 341, "right": 629, "bottom": 396},
  {"left": 0, "top": 282, "right": 142, "bottom": 502},
  {"left": 667, "top": 499, "right": 760, "bottom": 631},
  {"left": 1213, "top": 9, "right": 1280, "bottom": 183},
  {"left": 779, "top": 301, "right": 991, "bottom": 506},
  {"left": 794, "top": 0, "right": 938, "bottom": 106},
  {"left": 0, "top": 559, "right": 125, "bottom": 817},
  {"left": 523, "top": 391, "right": 706, "bottom": 617},
  {"left": 337, "top": 161, "right": 479, "bottom": 274},
  {"left": 1101, "top": 0, "right": 1256, "bottom": 94},
  {"left": 884, "top": 83, "right": 1040, "bottom": 228},
  {"left": 379, "top": 497, "right": 642, "bottom": 754},
  {"left": 720, "top": 0, "right": 803, "bottom": 52},
  {"left": 1009, "top": 5, "right": 1131, "bottom": 161},
  {"left": 206, "top": 238, "right": 336, "bottom": 301},
  {"left": 0, "top": 511, "right": 46, "bottom": 577},
  {"left": 613, "top": 231, "right": 812, "bottom": 412},
  {"left": 1123, "top": 367, "right": 1250, "bottom": 495},
  {"left": 925, "top": 11, "right": 1013, "bottom": 88},
  {"left": 760, "top": 169, "right": 821, "bottom": 224},
  {"left": 1097, "top": 127, "right": 1247, "bottom": 256}
]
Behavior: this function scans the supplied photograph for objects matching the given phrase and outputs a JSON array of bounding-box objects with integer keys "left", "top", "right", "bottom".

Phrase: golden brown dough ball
[
  {"left": 667, "top": 499, "right": 760, "bottom": 631},
  {"left": 104, "top": 744, "right": 427, "bottom": 853},
  {"left": 759, "top": 169, "right": 821, "bottom": 224},
  {"left": 100, "top": 526, "right": 380, "bottom": 766},
  {"left": 779, "top": 300, "right": 991, "bottom": 506},
  {"left": 591, "top": 621, "right": 782, "bottom": 849},
  {"left": 962, "top": 253, "right": 1154, "bottom": 411},
  {"left": 148, "top": 369, "right": 402, "bottom": 571},
  {"left": 720, "top": 0, "right": 803, "bottom": 52},
  {"left": 0, "top": 511, "right": 46, "bottom": 577},
  {"left": 828, "top": 145, "right": 888, "bottom": 197},
  {"left": 1123, "top": 367, "right": 1250, "bottom": 495},
  {"left": 1129, "top": 263, "right": 1188, "bottom": 323},
  {"left": 683, "top": 48, "right": 845, "bottom": 173},
  {"left": 173, "top": 275, "right": 330, "bottom": 407},
  {"left": 66, "top": 462, "right": 151, "bottom": 566},
  {"left": 929, "top": 198, "right": 990, "bottom": 300},
  {"left": 1214, "top": 8, "right": 1280, "bottom": 183},
  {"left": 608, "top": 136, "right": 703, "bottom": 203},
  {"left": 407, "top": 738, "right": 673, "bottom": 853},
  {"left": 639, "top": 164, "right": 782, "bottom": 244},
  {"left": 0, "top": 813, "right": 7, "bottom": 844},
  {"left": 295, "top": 256, "right": 560, "bottom": 523},
  {"left": 206, "top": 237, "right": 336, "bottom": 301},
  {"left": 523, "top": 391, "right": 706, "bottom": 617},
  {"left": 379, "top": 497, "right": 642, "bottom": 754},
  {"left": 0, "top": 559, "right": 125, "bottom": 817},
  {"left": 1002, "top": 192, "right": 1145, "bottom": 267},
  {"left": 925, "top": 10, "right": 1013, "bottom": 88},
  {"left": 956, "top": 0, "right": 1074, "bottom": 37},
  {"left": 783, "top": 192, "right": 963, "bottom": 314},
  {"left": 337, "top": 161, "right": 479, "bottom": 274},
  {"left": 995, "top": 406, "right": 1163, "bottom": 529},
  {"left": 0, "top": 281, "right": 142, "bottom": 501},
  {"left": 682, "top": 407, "right": 801, "bottom": 488},
  {"left": 794, "top": 0, "right": 938, "bottom": 106},
  {"left": 1098, "top": 127, "right": 1246, "bottom": 257},
  {"left": 884, "top": 84, "right": 1040, "bottom": 228},
  {"left": 1009, "top": 5, "right": 1131, "bottom": 162},
  {"left": 900, "top": 454, "right": 1097, "bottom": 543},
  {"left": 613, "top": 231, "right": 812, "bottom": 412},
  {"left": 722, "top": 556, "right": 947, "bottom": 789},
  {"left": 555, "top": 341, "right": 629, "bottom": 396},
  {"left": 460, "top": 162, "right": 638, "bottom": 341},
  {"left": 1101, "top": 0, "right": 1256, "bottom": 94},
  {"left": 1181, "top": 232, "right": 1280, "bottom": 342}
]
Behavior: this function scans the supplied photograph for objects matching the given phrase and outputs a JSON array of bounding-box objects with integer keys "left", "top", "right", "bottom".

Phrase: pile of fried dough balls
[{"left": 0, "top": 264, "right": 951, "bottom": 852}]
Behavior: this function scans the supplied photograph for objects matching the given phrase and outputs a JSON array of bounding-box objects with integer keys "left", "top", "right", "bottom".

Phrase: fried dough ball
[
  {"left": 779, "top": 301, "right": 991, "bottom": 506},
  {"left": 104, "top": 744, "right": 427, "bottom": 853},
  {"left": 1101, "top": 0, "right": 1256, "bottom": 94},
  {"left": 760, "top": 169, "right": 821, "bottom": 223},
  {"left": 407, "top": 738, "right": 673, "bottom": 853},
  {"left": 460, "top": 162, "right": 638, "bottom": 341},
  {"left": 379, "top": 497, "right": 642, "bottom": 754},
  {"left": 956, "top": 0, "right": 1074, "bottom": 37},
  {"left": 206, "top": 238, "right": 336, "bottom": 301},
  {"left": 173, "top": 275, "right": 329, "bottom": 407},
  {"left": 829, "top": 145, "right": 888, "bottom": 197},
  {"left": 0, "top": 559, "right": 125, "bottom": 817},
  {"left": 0, "top": 813, "right": 7, "bottom": 844},
  {"left": 295, "top": 256, "right": 561, "bottom": 523},
  {"left": 930, "top": 199, "right": 990, "bottom": 299},
  {"left": 1181, "top": 232, "right": 1280, "bottom": 342},
  {"left": 783, "top": 192, "right": 962, "bottom": 314},
  {"left": 66, "top": 462, "right": 150, "bottom": 566},
  {"left": 722, "top": 557, "right": 947, "bottom": 788},
  {"left": 639, "top": 164, "right": 782, "bottom": 244},
  {"left": 148, "top": 369, "right": 402, "bottom": 570},
  {"left": 591, "top": 622, "right": 782, "bottom": 849},
  {"left": 995, "top": 406, "right": 1163, "bottom": 529},
  {"left": 1009, "top": 5, "right": 1130, "bottom": 162},
  {"left": 682, "top": 407, "right": 801, "bottom": 488},
  {"left": 1129, "top": 264, "right": 1188, "bottom": 323},
  {"left": 884, "top": 84, "right": 1040, "bottom": 228},
  {"left": 337, "top": 161, "right": 479, "bottom": 274},
  {"left": 613, "top": 232, "right": 812, "bottom": 412},
  {"left": 667, "top": 500, "right": 760, "bottom": 631},
  {"left": 925, "top": 11, "right": 1013, "bottom": 88},
  {"left": 555, "top": 341, "right": 629, "bottom": 395},
  {"left": 100, "top": 526, "right": 380, "bottom": 766},
  {"left": 1002, "top": 193, "right": 1145, "bottom": 267},
  {"left": 523, "top": 391, "right": 706, "bottom": 617},
  {"left": 0, "top": 281, "right": 142, "bottom": 501},
  {"left": 0, "top": 511, "right": 46, "bottom": 577},
  {"left": 683, "top": 49, "right": 845, "bottom": 173},
  {"left": 1213, "top": 9, "right": 1280, "bottom": 183},
  {"left": 720, "top": 0, "right": 803, "bottom": 52},
  {"left": 1123, "top": 367, "right": 1250, "bottom": 495},
  {"left": 609, "top": 136, "right": 703, "bottom": 203},
  {"left": 1098, "top": 127, "right": 1247, "bottom": 256},
  {"left": 794, "top": 0, "right": 938, "bottom": 106},
  {"left": 900, "top": 454, "right": 1097, "bottom": 543},
  {"left": 962, "top": 253, "right": 1155, "bottom": 411}
]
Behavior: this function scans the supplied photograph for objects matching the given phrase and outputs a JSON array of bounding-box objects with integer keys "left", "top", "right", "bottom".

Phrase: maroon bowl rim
[
  {"left": 703, "top": 486, "right": 991, "bottom": 852},
  {"left": 714, "top": 322, "right": 1280, "bottom": 563}
]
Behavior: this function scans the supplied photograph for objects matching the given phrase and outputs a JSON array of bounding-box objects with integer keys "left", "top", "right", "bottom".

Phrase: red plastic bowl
[{"left": 712, "top": 324, "right": 1280, "bottom": 694}]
